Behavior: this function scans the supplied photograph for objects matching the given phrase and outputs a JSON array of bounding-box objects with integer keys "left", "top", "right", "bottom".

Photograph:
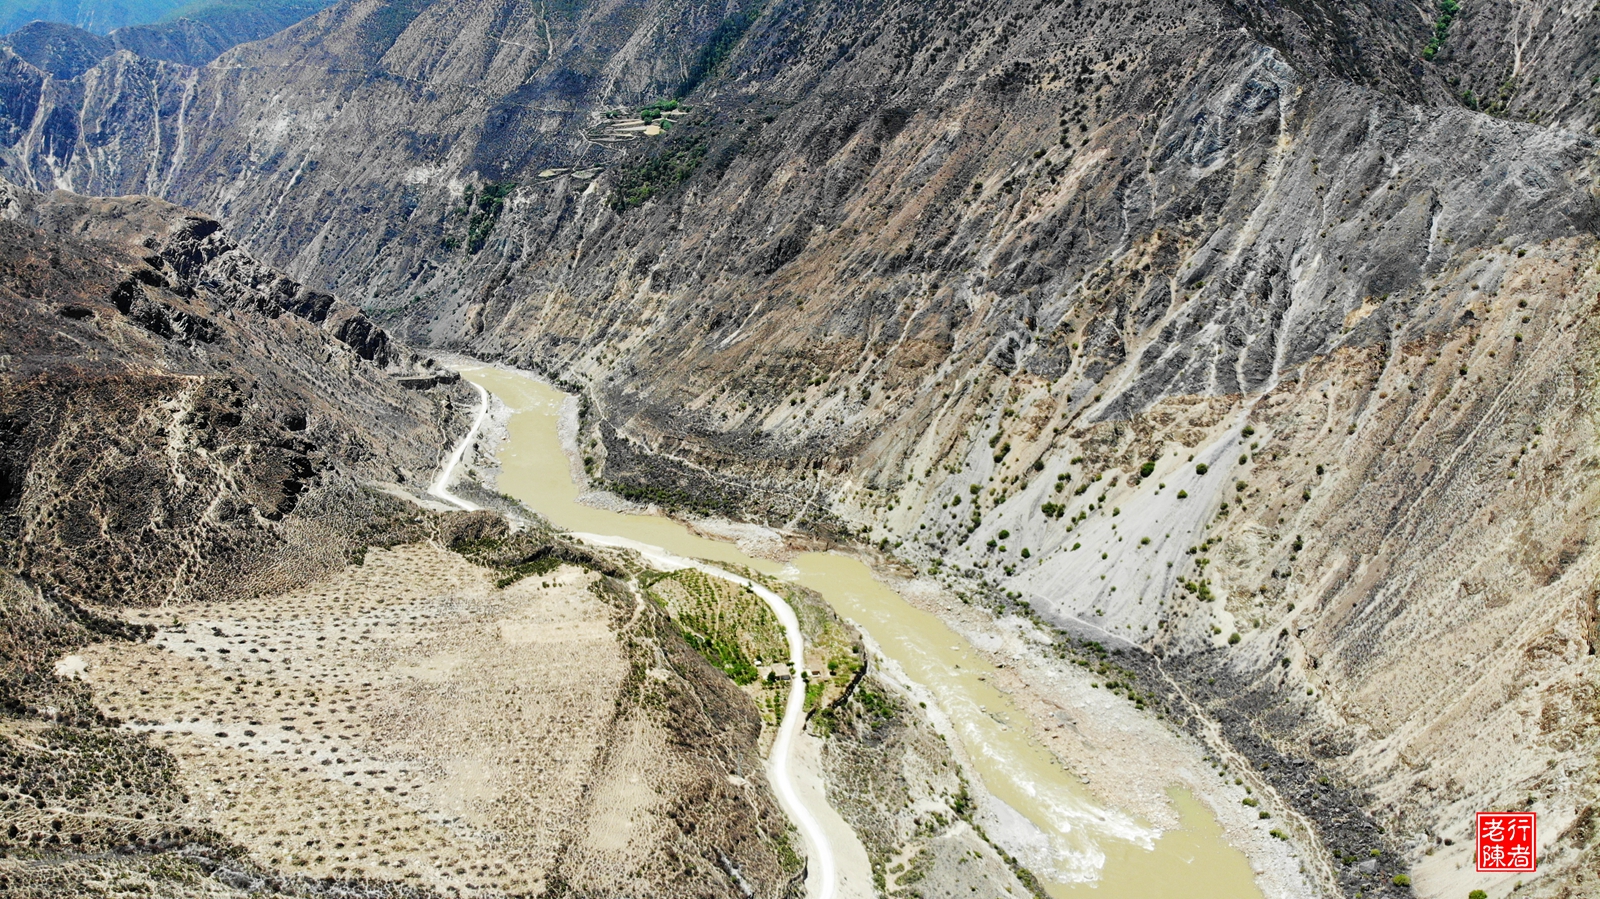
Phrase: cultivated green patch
[
  {"left": 642, "top": 568, "right": 786, "bottom": 686},
  {"left": 608, "top": 138, "right": 707, "bottom": 211}
]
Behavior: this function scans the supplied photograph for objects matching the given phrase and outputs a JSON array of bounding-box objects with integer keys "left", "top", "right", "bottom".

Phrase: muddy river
[{"left": 458, "top": 366, "right": 1264, "bottom": 899}]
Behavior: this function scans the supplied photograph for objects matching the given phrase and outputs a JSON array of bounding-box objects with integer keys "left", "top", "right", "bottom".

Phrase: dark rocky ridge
[{"left": 0, "top": 182, "right": 462, "bottom": 610}]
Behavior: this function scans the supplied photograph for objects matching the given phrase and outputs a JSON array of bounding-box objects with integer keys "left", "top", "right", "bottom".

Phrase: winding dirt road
[
  {"left": 428, "top": 379, "right": 489, "bottom": 511},
  {"left": 428, "top": 377, "right": 841, "bottom": 899}
]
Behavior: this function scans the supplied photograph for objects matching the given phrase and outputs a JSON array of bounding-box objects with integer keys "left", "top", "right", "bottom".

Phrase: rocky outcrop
[
  {"left": 11, "top": 187, "right": 404, "bottom": 365},
  {"left": 0, "top": 183, "right": 462, "bottom": 610}
]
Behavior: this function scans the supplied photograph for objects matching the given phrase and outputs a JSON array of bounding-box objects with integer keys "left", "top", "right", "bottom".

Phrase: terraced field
[
  {"left": 643, "top": 568, "right": 790, "bottom": 725},
  {"left": 643, "top": 566, "right": 867, "bottom": 734}
]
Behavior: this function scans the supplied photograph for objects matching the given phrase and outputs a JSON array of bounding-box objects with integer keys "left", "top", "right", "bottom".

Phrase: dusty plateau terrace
[{"left": 59, "top": 542, "right": 735, "bottom": 897}]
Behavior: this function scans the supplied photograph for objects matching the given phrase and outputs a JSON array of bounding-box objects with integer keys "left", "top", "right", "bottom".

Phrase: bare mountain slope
[
  {"left": 0, "top": 0, "right": 1597, "bottom": 894},
  {"left": 0, "top": 183, "right": 459, "bottom": 608},
  {"left": 0, "top": 185, "right": 804, "bottom": 899}
]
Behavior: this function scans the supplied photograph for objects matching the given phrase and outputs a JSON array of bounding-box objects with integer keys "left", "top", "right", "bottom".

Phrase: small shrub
[
  {"left": 1176, "top": 490, "right": 1188, "bottom": 499},
  {"left": 1421, "top": 0, "right": 1460, "bottom": 60},
  {"left": 1392, "top": 874, "right": 1411, "bottom": 887},
  {"left": 1195, "top": 463, "right": 1209, "bottom": 475},
  {"left": 1228, "top": 632, "right": 1241, "bottom": 645},
  {"left": 462, "top": 181, "right": 516, "bottom": 252}
]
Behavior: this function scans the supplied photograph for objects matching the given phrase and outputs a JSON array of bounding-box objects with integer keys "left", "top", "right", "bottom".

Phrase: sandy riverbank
[
  {"left": 446, "top": 358, "right": 1314, "bottom": 897},
  {"left": 559, "top": 489, "right": 1316, "bottom": 897},
  {"left": 883, "top": 574, "right": 1316, "bottom": 898}
]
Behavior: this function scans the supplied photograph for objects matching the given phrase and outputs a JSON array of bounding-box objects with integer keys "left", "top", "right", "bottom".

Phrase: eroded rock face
[
  {"left": 0, "top": 183, "right": 455, "bottom": 609},
  {"left": 3, "top": 0, "right": 1590, "bottom": 494},
  {"left": 1, "top": 0, "right": 1598, "bottom": 893}
]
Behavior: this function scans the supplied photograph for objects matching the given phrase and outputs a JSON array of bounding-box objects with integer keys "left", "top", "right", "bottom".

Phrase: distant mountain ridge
[
  {"left": 0, "top": 0, "right": 188, "bottom": 34},
  {"left": 0, "top": 0, "right": 331, "bottom": 35},
  {"left": 0, "top": 0, "right": 332, "bottom": 68}
]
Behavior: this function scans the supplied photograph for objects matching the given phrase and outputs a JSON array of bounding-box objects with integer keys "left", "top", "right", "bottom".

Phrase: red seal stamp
[{"left": 1476, "top": 812, "right": 1536, "bottom": 873}]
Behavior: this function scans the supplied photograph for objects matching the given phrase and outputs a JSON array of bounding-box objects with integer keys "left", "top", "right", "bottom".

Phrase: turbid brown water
[{"left": 460, "top": 365, "right": 1265, "bottom": 899}]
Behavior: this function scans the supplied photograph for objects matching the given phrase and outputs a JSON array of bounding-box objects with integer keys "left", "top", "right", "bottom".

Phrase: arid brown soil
[
  {"left": 57, "top": 543, "right": 801, "bottom": 898},
  {"left": 0, "top": 188, "right": 805, "bottom": 898}
]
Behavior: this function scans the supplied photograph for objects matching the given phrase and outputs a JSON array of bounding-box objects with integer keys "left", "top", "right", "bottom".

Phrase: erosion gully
[{"left": 457, "top": 365, "right": 1263, "bottom": 899}]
